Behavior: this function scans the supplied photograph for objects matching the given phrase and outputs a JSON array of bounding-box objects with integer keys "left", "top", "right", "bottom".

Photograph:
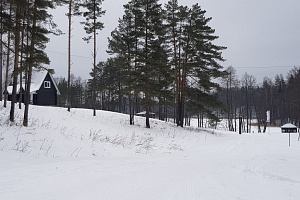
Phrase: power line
[
  {"left": 45, "top": 49, "right": 107, "bottom": 61},
  {"left": 44, "top": 50, "right": 300, "bottom": 69},
  {"left": 234, "top": 65, "right": 299, "bottom": 69}
]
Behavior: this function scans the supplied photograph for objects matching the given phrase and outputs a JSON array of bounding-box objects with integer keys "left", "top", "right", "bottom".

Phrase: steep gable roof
[
  {"left": 30, "top": 70, "right": 61, "bottom": 95},
  {"left": 5, "top": 70, "right": 60, "bottom": 95}
]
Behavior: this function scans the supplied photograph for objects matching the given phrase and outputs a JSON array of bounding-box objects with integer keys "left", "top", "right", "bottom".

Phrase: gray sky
[{"left": 46, "top": 0, "right": 300, "bottom": 83}]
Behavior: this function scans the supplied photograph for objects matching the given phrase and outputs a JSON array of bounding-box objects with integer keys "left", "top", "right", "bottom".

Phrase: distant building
[
  {"left": 4, "top": 70, "right": 60, "bottom": 106},
  {"left": 136, "top": 111, "right": 156, "bottom": 118}
]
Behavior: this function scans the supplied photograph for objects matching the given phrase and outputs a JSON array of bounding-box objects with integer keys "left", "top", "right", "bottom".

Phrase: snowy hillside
[{"left": 1, "top": 102, "right": 300, "bottom": 200}]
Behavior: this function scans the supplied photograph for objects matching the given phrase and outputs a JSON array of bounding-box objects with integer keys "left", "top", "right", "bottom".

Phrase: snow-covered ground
[{"left": 1, "top": 102, "right": 300, "bottom": 200}]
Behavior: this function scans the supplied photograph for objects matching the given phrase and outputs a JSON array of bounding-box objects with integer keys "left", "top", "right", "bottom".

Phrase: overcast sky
[{"left": 46, "top": 0, "right": 300, "bottom": 83}]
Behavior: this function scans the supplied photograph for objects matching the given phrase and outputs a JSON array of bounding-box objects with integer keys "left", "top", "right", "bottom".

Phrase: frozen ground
[{"left": 1, "top": 102, "right": 300, "bottom": 200}]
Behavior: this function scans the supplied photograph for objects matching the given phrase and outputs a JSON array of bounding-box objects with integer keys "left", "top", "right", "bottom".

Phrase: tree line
[
  {"left": 104, "top": 0, "right": 226, "bottom": 128},
  {"left": 3, "top": 0, "right": 297, "bottom": 130},
  {"left": 0, "top": 0, "right": 62, "bottom": 126},
  {"left": 1, "top": 0, "right": 227, "bottom": 128},
  {"left": 219, "top": 66, "right": 300, "bottom": 133},
  {"left": 0, "top": 0, "right": 105, "bottom": 126}
]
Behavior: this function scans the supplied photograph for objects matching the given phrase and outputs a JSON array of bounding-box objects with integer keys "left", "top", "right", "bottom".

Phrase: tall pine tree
[
  {"left": 81, "top": 0, "right": 105, "bottom": 116},
  {"left": 137, "top": 0, "right": 164, "bottom": 128},
  {"left": 108, "top": 2, "right": 137, "bottom": 125},
  {"left": 23, "top": 0, "right": 59, "bottom": 126}
]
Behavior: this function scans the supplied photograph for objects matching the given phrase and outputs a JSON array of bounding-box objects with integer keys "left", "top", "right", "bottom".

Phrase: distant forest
[
  {"left": 54, "top": 65, "right": 300, "bottom": 133},
  {"left": 1, "top": 0, "right": 299, "bottom": 131}
]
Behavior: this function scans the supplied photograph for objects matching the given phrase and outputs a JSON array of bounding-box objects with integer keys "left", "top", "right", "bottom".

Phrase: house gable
[
  {"left": 3, "top": 70, "right": 60, "bottom": 106},
  {"left": 34, "top": 73, "right": 59, "bottom": 106}
]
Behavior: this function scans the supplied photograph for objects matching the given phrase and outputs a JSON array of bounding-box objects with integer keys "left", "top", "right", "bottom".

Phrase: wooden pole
[{"left": 239, "top": 116, "right": 242, "bottom": 134}]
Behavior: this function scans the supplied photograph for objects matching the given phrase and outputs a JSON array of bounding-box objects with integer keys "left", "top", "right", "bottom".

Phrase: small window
[{"left": 44, "top": 81, "right": 51, "bottom": 88}]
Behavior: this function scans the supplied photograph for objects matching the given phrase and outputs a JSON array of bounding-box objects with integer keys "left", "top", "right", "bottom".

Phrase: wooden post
[
  {"left": 239, "top": 116, "right": 242, "bottom": 134},
  {"left": 289, "top": 132, "right": 291, "bottom": 146}
]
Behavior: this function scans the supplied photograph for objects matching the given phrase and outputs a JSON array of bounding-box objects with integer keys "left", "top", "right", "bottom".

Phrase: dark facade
[
  {"left": 4, "top": 72, "right": 59, "bottom": 106},
  {"left": 33, "top": 73, "right": 58, "bottom": 106}
]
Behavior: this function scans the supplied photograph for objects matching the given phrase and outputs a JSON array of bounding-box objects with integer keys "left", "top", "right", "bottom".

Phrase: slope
[{"left": 1, "top": 102, "right": 300, "bottom": 200}]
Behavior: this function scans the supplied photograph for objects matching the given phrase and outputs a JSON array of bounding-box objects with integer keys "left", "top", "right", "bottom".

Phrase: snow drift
[{"left": 1, "top": 102, "right": 300, "bottom": 200}]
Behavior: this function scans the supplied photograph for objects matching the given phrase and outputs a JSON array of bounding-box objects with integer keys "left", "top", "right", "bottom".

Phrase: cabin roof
[
  {"left": 281, "top": 123, "right": 297, "bottom": 128},
  {"left": 136, "top": 111, "right": 155, "bottom": 115},
  {"left": 6, "top": 70, "right": 60, "bottom": 95}
]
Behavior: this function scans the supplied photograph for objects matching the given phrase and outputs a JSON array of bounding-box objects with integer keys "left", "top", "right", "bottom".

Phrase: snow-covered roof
[
  {"left": 5, "top": 70, "right": 60, "bottom": 95},
  {"left": 30, "top": 70, "right": 48, "bottom": 93},
  {"left": 31, "top": 70, "right": 60, "bottom": 95},
  {"left": 281, "top": 123, "right": 297, "bottom": 128},
  {"left": 6, "top": 85, "right": 22, "bottom": 94},
  {"left": 136, "top": 111, "right": 155, "bottom": 115}
]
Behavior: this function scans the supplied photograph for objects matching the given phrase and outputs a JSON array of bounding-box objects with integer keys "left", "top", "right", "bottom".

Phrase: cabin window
[{"left": 44, "top": 81, "right": 51, "bottom": 88}]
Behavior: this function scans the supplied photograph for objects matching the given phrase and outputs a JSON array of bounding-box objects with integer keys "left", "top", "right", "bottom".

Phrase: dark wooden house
[{"left": 5, "top": 70, "right": 60, "bottom": 106}]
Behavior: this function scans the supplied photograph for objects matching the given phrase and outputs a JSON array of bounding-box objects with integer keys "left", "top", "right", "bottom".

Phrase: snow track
[{"left": 1, "top": 103, "right": 300, "bottom": 199}]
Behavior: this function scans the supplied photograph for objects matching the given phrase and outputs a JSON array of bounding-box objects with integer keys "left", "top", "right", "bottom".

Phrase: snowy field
[{"left": 1, "top": 102, "right": 300, "bottom": 200}]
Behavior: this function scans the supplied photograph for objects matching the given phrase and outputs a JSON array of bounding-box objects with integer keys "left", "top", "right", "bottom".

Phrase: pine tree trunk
[
  {"left": 246, "top": 86, "right": 249, "bottom": 133},
  {"left": 0, "top": 0, "right": 3, "bottom": 101},
  {"left": 0, "top": 37, "right": 2, "bottom": 102},
  {"left": 23, "top": 2, "right": 37, "bottom": 127},
  {"left": 158, "top": 98, "right": 162, "bottom": 120},
  {"left": 10, "top": 5, "right": 21, "bottom": 122},
  {"left": 118, "top": 74, "right": 121, "bottom": 113},
  {"left": 263, "top": 121, "right": 267, "bottom": 133},
  {"left": 163, "top": 104, "right": 166, "bottom": 122},
  {"left": 4, "top": 5, "right": 12, "bottom": 108},
  {"left": 23, "top": 67, "right": 32, "bottom": 127},
  {"left": 93, "top": 1, "right": 97, "bottom": 117},
  {"left": 145, "top": 0, "right": 150, "bottom": 128},
  {"left": 146, "top": 94, "right": 150, "bottom": 128},
  {"left": 128, "top": 53, "right": 134, "bottom": 125},
  {"left": 171, "top": 5, "right": 180, "bottom": 126},
  {"left": 67, "top": 0, "right": 72, "bottom": 112},
  {"left": 19, "top": 16, "right": 25, "bottom": 110},
  {"left": 24, "top": 2, "right": 29, "bottom": 107},
  {"left": 129, "top": 93, "right": 133, "bottom": 125},
  {"left": 177, "top": 29, "right": 183, "bottom": 127},
  {"left": 257, "top": 118, "right": 261, "bottom": 133},
  {"left": 19, "top": 58, "right": 23, "bottom": 110}
]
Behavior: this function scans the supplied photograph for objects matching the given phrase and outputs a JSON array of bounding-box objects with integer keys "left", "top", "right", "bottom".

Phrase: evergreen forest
[{"left": 1, "top": 0, "right": 299, "bottom": 132}]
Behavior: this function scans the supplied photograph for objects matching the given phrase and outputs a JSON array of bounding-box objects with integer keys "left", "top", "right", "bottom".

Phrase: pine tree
[
  {"left": 105, "top": 1, "right": 227, "bottom": 127},
  {"left": 60, "top": 0, "right": 81, "bottom": 112},
  {"left": 108, "top": 1, "right": 137, "bottom": 124},
  {"left": 18, "top": 4, "right": 27, "bottom": 109},
  {"left": 170, "top": 3, "right": 226, "bottom": 126},
  {"left": 10, "top": 0, "right": 24, "bottom": 122},
  {"left": 23, "top": 0, "right": 58, "bottom": 126},
  {"left": 3, "top": 3, "right": 12, "bottom": 108},
  {"left": 80, "top": 0, "right": 105, "bottom": 116},
  {"left": 0, "top": 0, "right": 4, "bottom": 102},
  {"left": 164, "top": 0, "right": 189, "bottom": 126},
  {"left": 136, "top": 0, "right": 164, "bottom": 128}
]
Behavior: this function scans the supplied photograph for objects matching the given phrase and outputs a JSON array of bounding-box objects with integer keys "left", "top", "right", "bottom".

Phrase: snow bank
[
  {"left": 1, "top": 102, "right": 300, "bottom": 200},
  {"left": 0, "top": 102, "right": 212, "bottom": 158}
]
